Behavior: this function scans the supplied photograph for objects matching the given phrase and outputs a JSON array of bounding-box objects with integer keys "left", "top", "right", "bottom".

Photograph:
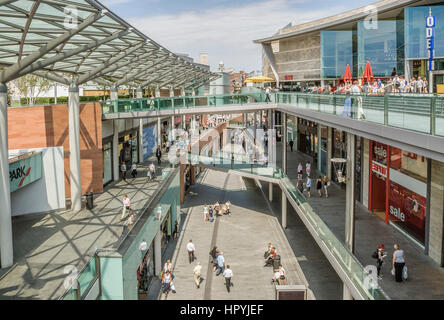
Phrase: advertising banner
[
  {"left": 9, "top": 152, "right": 42, "bottom": 193},
  {"left": 143, "top": 124, "right": 157, "bottom": 160}
]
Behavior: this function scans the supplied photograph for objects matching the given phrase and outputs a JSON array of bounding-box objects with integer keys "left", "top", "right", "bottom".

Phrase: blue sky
[{"left": 100, "top": 0, "right": 376, "bottom": 72}]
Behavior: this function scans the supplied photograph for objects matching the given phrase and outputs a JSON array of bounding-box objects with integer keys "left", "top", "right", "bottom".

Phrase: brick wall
[
  {"left": 8, "top": 103, "right": 103, "bottom": 198},
  {"left": 429, "top": 160, "right": 444, "bottom": 265}
]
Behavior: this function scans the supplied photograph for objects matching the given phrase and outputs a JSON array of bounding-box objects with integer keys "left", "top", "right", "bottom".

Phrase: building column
[
  {"left": 171, "top": 116, "right": 175, "bottom": 141},
  {"left": 154, "top": 228, "right": 162, "bottom": 276},
  {"left": 181, "top": 87, "right": 185, "bottom": 97},
  {"left": 68, "top": 83, "right": 82, "bottom": 211},
  {"left": 243, "top": 113, "right": 247, "bottom": 126},
  {"left": 282, "top": 112, "right": 287, "bottom": 173},
  {"left": 169, "top": 86, "right": 174, "bottom": 98},
  {"left": 0, "top": 83, "right": 13, "bottom": 268},
  {"left": 428, "top": 159, "right": 444, "bottom": 266},
  {"left": 282, "top": 190, "right": 287, "bottom": 229},
  {"left": 138, "top": 119, "right": 144, "bottom": 164},
  {"left": 269, "top": 182, "right": 273, "bottom": 202},
  {"left": 344, "top": 132, "right": 356, "bottom": 300},
  {"left": 317, "top": 125, "right": 322, "bottom": 173},
  {"left": 155, "top": 85, "right": 160, "bottom": 98},
  {"left": 136, "top": 86, "right": 143, "bottom": 99},
  {"left": 157, "top": 117, "right": 162, "bottom": 147},
  {"left": 111, "top": 86, "right": 120, "bottom": 182},
  {"left": 191, "top": 88, "right": 196, "bottom": 96},
  {"left": 258, "top": 111, "right": 262, "bottom": 129},
  {"left": 182, "top": 115, "right": 186, "bottom": 130},
  {"left": 327, "top": 127, "right": 333, "bottom": 181}
]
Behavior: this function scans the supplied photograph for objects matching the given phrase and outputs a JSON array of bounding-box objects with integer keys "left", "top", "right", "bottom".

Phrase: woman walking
[
  {"left": 392, "top": 244, "right": 406, "bottom": 282},
  {"left": 306, "top": 176, "right": 312, "bottom": 198},
  {"left": 161, "top": 270, "right": 172, "bottom": 298},
  {"left": 316, "top": 176, "right": 323, "bottom": 197},
  {"left": 375, "top": 244, "right": 386, "bottom": 279},
  {"left": 323, "top": 176, "right": 330, "bottom": 198},
  {"left": 203, "top": 205, "right": 209, "bottom": 221}
]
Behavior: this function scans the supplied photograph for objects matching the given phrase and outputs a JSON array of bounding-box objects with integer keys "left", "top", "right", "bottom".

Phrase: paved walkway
[
  {"left": 163, "top": 169, "right": 314, "bottom": 300},
  {"left": 0, "top": 156, "right": 170, "bottom": 300},
  {"left": 275, "top": 141, "right": 444, "bottom": 300}
]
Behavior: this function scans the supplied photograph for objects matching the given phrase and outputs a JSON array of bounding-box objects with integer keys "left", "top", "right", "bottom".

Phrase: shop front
[
  {"left": 369, "top": 140, "right": 428, "bottom": 246},
  {"left": 137, "top": 243, "right": 154, "bottom": 300},
  {"left": 297, "top": 119, "right": 318, "bottom": 160},
  {"left": 119, "top": 131, "right": 139, "bottom": 168}
]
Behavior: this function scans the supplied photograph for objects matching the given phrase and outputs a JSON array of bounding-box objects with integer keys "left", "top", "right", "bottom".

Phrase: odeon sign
[{"left": 9, "top": 152, "right": 43, "bottom": 193}]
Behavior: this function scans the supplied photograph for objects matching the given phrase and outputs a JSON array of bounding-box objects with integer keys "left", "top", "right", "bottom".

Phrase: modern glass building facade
[
  {"left": 320, "top": 5, "right": 444, "bottom": 81},
  {"left": 321, "top": 31, "right": 354, "bottom": 79}
]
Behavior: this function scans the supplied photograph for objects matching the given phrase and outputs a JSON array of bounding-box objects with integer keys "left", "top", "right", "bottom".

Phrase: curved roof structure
[{"left": 0, "top": 0, "right": 218, "bottom": 88}]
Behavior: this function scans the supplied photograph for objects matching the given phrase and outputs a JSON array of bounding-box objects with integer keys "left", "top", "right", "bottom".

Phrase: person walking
[
  {"left": 209, "top": 246, "right": 218, "bottom": 272},
  {"left": 163, "top": 259, "right": 173, "bottom": 273},
  {"left": 225, "top": 200, "right": 231, "bottom": 215},
  {"left": 203, "top": 205, "right": 209, "bottom": 221},
  {"left": 305, "top": 161, "right": 311, "bottom": 177},
  {"left": 149, "top": 162, "right": 156, "bottom": 181},
  {"left": 392, "top": 244, "right": 406, "bottom": 282},
  {"left": 265, "top": 87, "right": 271, "bottom": 103},
  {"left": 316, "top": 176, "right": 323, "bottom": 197},
  {"left": 120, "top": 194, "right": 131, "bottom": 220},
  {"left": 216, "top": 252, "right": 225, "bottom": 276},
  {"left": 289, "top": 140, "right": 294, "bottom": 152},
  {"left": 374, "top": 244, "right": 386, "bottom": 280},
  {"left": 120, "top": 162, "right": 127, "bottom": 181},
  {"left": 306, "top": 176, "right": 312, "bottom": 197},
  {"left": 131, "top": 162, "right": 137, "bottom": 178},
  {"left": 297, "top": 177, "right": 304, "bottom": 194},
  {"left": 173, "top": 220, "right": 179, "bottom": 239},
  {"left": 208, "top": 205, "right": 214, "bottom": 222},
  {"left": 223, "top": 265, "right": 233, "bottom": 292},
  {"left": 297, "top": 163, "right": 303, "bottom": 180},
  {"left": 156, "top": 146, "right": 162, "bottom": 164},
  {"left": 323, "top": 176, "right": 330, "bottom": 198},
  {"left": 161, "top": 270, "right": 172, "bottom": 298},
  {"left": 187, "top": 239, "right": 196, "bottom": 264},
  {"left": 193, "top": 262, "right": 202, "bottom": 289}
]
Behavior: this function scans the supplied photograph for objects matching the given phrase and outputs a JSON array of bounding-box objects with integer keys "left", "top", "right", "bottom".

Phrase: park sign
[
  {"left": 9, "top": 151, "right": 42, "bottom": 193},
  {"left": 426, "top": 8, "right": 435, "bottom": 72}
]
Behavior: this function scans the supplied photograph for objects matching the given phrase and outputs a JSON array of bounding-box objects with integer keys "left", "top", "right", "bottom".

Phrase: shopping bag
[
  {"left": 391, "top": 268, "right": 395, "bottom": 276},
  {"left": 402, "top": 266, "right": 408, "bottom": 280}
]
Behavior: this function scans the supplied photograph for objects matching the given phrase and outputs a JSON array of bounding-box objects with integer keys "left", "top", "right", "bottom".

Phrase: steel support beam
[
  {"left": 282, "top": 112, "right": 287, "bottom": 173},
  {"left": 0, "top": 83, "right": 13, "bottom": 268},
  {"left": 68, "top": 83, "right": 82, "bottom": 211},
  {"left": 115, "top": 56, "right": 170, "bottom": 87},
  {"left": 32, "top": 70, "right": 70, "bottom": 85}
]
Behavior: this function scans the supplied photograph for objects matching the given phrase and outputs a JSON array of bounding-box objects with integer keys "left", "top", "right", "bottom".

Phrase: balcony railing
[{"left": 101, "top": 92, "right": 444, "bottom": 138}]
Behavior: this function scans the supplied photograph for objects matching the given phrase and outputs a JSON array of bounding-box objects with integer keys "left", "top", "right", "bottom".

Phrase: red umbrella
[
  {"left": 343, "top": 64, "right": 352, "bottom": 83},
  {"left": 362, "top": 61, "right": 374, "bottom": 83}
]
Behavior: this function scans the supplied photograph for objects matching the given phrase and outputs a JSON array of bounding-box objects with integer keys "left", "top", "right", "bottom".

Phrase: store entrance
[{"left": 433, "top": 71, "right": 444, "bottom": 93}]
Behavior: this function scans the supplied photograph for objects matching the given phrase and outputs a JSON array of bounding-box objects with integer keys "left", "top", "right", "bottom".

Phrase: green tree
[{"left": 10, "top": 73, "right": 52, "bottom": 105}]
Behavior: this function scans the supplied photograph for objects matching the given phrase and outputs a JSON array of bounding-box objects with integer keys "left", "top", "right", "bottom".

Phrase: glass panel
[
  {"left": 321, "top": 31, "right": 353, "bottom": 79},
  {"left": 77, "top": 256, "right": 96, "bottom": 297}
]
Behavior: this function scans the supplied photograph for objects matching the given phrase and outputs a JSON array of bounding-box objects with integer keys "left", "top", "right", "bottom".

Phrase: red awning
[{"left": 343, "top": 64, "right": 352, "bottom": 83}]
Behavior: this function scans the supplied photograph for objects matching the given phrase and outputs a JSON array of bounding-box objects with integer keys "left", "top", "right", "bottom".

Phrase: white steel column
[
  {"left": 169, "top": 86, "right": 174, "bottom": 97},
  {"left": 68, "top": 83, "right": 82, "bottom": 211},
  {"left": 182, "top": 115, "right": 186, "bottom": 130},
  {"left": 0, "top": 83, "right": 13, "bottom": 268},
  {"left": 154, "top": 229, "right": 162, "bottom": 276},
  {"left": 269, "top": 183, "right": 273, "bottom": 202},
  {"left": 344, "top": 132, "right": 356, "bottom": 300},
  {"left": 282, "top": 190, "right": 287, "bottom": 229},
  {"left": 138, "top": 119, "right": 144, "bottom": 164},
  {"left": 253, "top": 112, "right": 257, "bottom": 159},
  {"left": 181, "top": 87, "right": 185, "bottom": 96},
  {"left": 171, "top": 116, "right": 175, "bottom": 141},
  {"left": 282, "top": 112, "right": 287, "bottom": 173},
  {"left": 136, "top": 86, "right": 143, "bottom": 99},
  {"left": 111, "top": 86, "right": 119, "bottom": 182},
  {"left": 155, "top": 85, "right": 160, "bottom": 98},
  {"left": 157, "top": 117, "right": 162, "bottom": 147},
  {"left": 327, "top": 127, "right": 332, "bottom": 180}
]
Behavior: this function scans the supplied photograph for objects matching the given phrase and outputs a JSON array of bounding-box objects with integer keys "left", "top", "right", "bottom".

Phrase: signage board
[
  {"left": 372, "top": 162, "right": 387, "bottom": 178},
  {"left": 9, "top": 152, "right": 42, "bottom": 192},
  {"left": 426, "top": 9, "right": 435, "bottom": 71}
]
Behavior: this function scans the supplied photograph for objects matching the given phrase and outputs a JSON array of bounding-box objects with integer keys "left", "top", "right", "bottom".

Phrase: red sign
[
  {"left": 284, "top": 75, "right": 293, "bottom": 80},
  {"left": 372, "top": 162, "right": 387, "bottom": 178}
]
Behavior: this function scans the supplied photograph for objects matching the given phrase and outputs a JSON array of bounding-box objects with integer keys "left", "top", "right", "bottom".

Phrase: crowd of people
[
  {"left": 203, "top": 201, "right": 231, "bottom": 222},
  {"left": 295, "top": 161, "right": 330, "bottom": 198}
]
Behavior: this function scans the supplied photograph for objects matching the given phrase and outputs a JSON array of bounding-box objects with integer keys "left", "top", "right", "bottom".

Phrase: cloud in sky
[{"left": 104, "top": 0, "right": 371, "bottom": 72}]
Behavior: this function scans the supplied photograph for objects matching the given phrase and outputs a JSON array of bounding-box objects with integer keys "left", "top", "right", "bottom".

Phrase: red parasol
[
  {"left": 362, "top": 61, "right": 374, "bottom": 83},
  {"left": 343, "top": 64, "right": 352, "bottom": 83}
]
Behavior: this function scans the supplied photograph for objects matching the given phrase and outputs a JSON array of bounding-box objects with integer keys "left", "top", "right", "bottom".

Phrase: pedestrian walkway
[
  {"left": 275, "top": 142, "right": 444, "bottom": 300},
  {"left": 0, "top": 156, "right": 170, "bottom": 300},
  {"left": 163, "top": 169, "right": 314, "bottom": 300}
]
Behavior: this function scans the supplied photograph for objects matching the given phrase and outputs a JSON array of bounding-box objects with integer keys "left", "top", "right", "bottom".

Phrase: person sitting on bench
[
  {"left": 272, "top": 265, "right": 287, "bottom": 285},
  {"left": 264, "top": 247, "right": 276, "bottom": 267}
]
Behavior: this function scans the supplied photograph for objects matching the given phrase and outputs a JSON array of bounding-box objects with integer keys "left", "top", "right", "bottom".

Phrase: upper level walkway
[{"left": 102, "top": 92, "right": 444, "bottom": 163}]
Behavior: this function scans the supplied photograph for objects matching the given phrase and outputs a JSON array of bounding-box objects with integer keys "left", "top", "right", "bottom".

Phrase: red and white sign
[{"left": 372, "top": 162, "right": 387, "bottom": 178}]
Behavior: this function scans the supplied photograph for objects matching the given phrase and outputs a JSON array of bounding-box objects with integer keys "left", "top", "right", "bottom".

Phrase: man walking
[
  {"left": 193, "top": 262, "right": 202, "bottom": 289},
  {"left": 120, "top": 162, "right": 127, "bottom": 181},
  {"left": 187, "top": 239, "right": 196, "bottom": 264},
  {"left": 289, "top": 140, "right": 294, "bottom": 152},
  {"left": 156, "top": 146, "right": 162, "bottom": 164},
  {"left": 223, "top": 265, "right": 233, "bottom": 292},
  {"left": 216, "top": 251, "right": 225, "bottom": 276},
  {"left": 265, "top": 87, "right": 271, "bottom": 103}
]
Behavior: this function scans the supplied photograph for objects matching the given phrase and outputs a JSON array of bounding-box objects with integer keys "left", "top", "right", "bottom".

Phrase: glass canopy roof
[{"left": 0, "top": 0, "right": 218, "bottom": 88}]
